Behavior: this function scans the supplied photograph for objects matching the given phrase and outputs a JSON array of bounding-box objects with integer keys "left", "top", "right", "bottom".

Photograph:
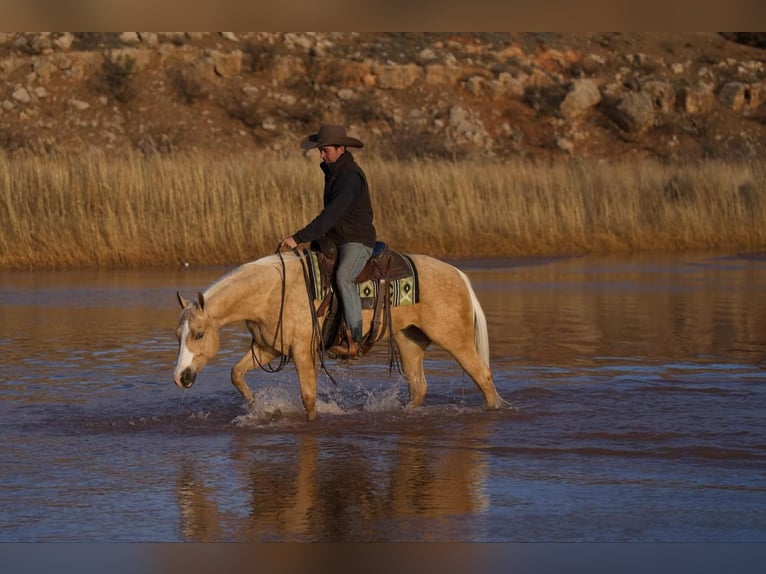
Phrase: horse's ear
[
  {"left": 177, "top": 292, "right": 190, "bottom": 309},
  {"left": 196, "top": 292, "right": 205, "bottom": 311}
]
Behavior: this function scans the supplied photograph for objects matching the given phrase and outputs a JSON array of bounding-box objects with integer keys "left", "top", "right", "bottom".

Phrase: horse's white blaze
[{"left": 174, "top": 320, "right": 194, "bottom": 381}]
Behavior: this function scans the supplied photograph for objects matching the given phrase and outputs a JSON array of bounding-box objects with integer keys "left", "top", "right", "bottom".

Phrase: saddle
[{"left": 307, "top": 239, "right": 416, "bottom": 359}]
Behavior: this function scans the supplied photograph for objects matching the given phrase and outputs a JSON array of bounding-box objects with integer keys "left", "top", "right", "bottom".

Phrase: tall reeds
[{"left": 0, "top": 150, "right": 764, "bottom": 269}]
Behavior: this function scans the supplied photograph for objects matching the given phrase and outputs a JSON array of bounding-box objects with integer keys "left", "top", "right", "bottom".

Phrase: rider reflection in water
[{"left": 280, "top": 125, "right": 377, "bottom": 359}]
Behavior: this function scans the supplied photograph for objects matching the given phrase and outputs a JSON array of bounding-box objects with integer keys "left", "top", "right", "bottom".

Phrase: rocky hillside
[{"left": 1, "top": 32, "right": 765, "bottom": 161}]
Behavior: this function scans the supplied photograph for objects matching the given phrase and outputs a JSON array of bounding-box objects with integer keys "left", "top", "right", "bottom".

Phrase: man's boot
[{"left": 328, "top": 326, "right": 360, "bottom": 359}]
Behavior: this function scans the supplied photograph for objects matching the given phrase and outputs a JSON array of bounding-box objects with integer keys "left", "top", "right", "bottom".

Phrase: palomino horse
[{"left": 173, "top": 250, "right": 505, "bottom": 420}]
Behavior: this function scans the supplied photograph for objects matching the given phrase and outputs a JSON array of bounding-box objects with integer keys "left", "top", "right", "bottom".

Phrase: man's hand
[{"left": 280, "top": 236, "right": 298, "bottom": 250}]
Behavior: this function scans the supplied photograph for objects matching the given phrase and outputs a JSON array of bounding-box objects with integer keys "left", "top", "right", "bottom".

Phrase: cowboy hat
[{"left": 300, "top": 124, "right": 364, "bottom": 150}]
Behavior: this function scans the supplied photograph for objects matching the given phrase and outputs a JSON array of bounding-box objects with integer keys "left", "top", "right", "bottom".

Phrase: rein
[
  {"left": 250, "top": 247, "right": 291, "bottom": 374},
  {"left": 295, "top": 247, "right": 339, "bottom": 386},
  {"left": 251, "top": 247, "right": 338, "bottom": 386}
]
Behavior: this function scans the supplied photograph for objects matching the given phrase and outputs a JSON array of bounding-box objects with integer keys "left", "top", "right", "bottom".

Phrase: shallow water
[{"left": 1, "top": 253, "right": 765, "bottom": 542}]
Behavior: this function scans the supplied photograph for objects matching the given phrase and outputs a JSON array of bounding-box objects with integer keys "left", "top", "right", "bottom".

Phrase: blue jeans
[{"left": 336, "top": 242, "right": 373, "bottom": 343}]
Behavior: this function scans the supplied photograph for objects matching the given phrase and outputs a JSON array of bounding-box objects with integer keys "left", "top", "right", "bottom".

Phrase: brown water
[{"left": 1, "top": 253, "right": 765, "bottom": 542}]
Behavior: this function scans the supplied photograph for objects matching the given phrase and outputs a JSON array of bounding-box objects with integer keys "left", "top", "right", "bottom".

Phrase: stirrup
[{"left": 327, "top": 340, "right": 360, "bottom": 359}]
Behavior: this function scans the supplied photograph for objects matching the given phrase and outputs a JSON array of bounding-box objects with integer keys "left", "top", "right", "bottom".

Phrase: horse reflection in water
[
  {"left": 176, "top": 436, "right": 322, "bottom": 542},
  {"left": 173, "top": 251, "right": 507, "bottom": 420},
  {"left": 175, "top": 418, "right": 495, "bottom": 542}
]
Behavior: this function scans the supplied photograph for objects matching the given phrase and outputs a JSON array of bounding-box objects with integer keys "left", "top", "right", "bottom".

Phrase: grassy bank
[{"left": 1, "top": 151, "right": 764, "bottom": 269}]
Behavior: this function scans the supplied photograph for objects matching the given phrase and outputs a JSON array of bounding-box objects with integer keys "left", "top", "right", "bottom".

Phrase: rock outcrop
[{"left": 0, "top": 32, "right": 764, "bottom": 161}]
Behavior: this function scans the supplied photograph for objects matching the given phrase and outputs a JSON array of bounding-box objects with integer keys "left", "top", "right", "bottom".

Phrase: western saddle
[{"left": 307, "top": 239, "right": 414, "bottom": 359}]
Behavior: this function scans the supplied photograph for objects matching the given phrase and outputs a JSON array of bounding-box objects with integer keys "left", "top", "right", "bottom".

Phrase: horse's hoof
[{"left": 495, "top": 400, "right": 518, "bottom": 412}]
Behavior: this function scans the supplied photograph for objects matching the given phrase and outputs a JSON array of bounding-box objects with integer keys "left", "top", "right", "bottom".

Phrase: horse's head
[{"left": 173, "top": 291, "right": 220, "bottom": 389}]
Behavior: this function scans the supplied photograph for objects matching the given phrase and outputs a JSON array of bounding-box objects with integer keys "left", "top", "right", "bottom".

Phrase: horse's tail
[{"left": 457, "top": 269, "right": 490, "bottom": 367}]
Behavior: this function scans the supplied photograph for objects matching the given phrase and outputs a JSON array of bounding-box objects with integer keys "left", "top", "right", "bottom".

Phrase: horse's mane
[{"left": 203, "top": 252, "right": 296, "bottom": 300}]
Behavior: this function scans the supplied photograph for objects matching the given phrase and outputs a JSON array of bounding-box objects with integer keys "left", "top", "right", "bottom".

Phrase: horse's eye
[{"left": 194, "top": 332, "right": 205, "bottom": 340}]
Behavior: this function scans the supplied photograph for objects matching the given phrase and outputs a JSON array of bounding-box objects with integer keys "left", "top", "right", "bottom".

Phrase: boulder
[
  {"left": 118, "top": 32, "right": 141, "bottom": 45},
  {"left": 53, "top": 33, "right": 75, "bottom": 51},
  {"left": 560, "top": 78, "right": 601, "bottom": 118},
  {"left": 211, "top": 50, "right": 243, "bottom": 78},
  {"left": 718, "top": 82, "right": 749, "bottom": 111},
  {"left": 12, "top": 87, "right": 31, "bottom": 104},
  {"left": 678, "top": 82, "right": 716, "bottom": 114},
  {"left": 604, "top": 91, "right": 655, "bottom": 133},
  {"left": 448, "top": 105, "right": 492, "bottom": 149},
  {"left": 642, "top": 80, "right": 675, "bottom": 112}
]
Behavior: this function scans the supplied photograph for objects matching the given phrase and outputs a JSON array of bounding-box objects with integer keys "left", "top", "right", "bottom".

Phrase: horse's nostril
[{"left": 180, "top": 368, "right": 196, "bottom": 388}]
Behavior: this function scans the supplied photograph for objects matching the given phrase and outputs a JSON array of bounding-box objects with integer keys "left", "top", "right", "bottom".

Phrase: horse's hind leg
[
  {"left": 393, "top": 327, "right": 430, "bottom": 407},
  {"left": 449, "top": 346, "right": 502, "bottom": 409},
  {"left": 470, "top": 362, "right": 502, "bottom": 409},
  {"left": 428, "top": 328, "right": 502, "bottom": 408}
]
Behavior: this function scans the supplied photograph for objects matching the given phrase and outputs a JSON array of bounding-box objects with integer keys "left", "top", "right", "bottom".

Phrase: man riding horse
[{"left": 280, "top": 125, "right": 375, "bottom": 359}]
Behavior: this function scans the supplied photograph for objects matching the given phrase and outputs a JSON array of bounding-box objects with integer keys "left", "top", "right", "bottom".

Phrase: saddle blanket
[{"left": 304, "top": 249, "right": 419, "bottom": 308}]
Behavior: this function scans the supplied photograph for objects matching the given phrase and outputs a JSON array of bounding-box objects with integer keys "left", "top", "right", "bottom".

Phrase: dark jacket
[{"left": 293, "top": 151, "right": 376, "bottom": 248}]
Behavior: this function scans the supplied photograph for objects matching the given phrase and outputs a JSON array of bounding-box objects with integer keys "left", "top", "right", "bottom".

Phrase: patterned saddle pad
[{"left": 304, "top": 249, "right": 419, "bottom": 308}]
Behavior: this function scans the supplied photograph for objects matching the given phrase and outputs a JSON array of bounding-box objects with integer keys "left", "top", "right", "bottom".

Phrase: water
[{"left": 1, "top": 253, "right": 765, "bottom": 542}]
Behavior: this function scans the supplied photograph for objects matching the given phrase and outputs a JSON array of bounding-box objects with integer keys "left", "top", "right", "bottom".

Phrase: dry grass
[{"left": 1, "top": 150, "right": 764, "bottom": 269}]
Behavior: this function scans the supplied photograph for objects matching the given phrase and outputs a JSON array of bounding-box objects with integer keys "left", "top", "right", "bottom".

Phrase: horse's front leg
[
  {"left": 231, "top": 346, "right": 279, "bottom": 406},
  {"left": 292, "top": 345, "right": 319, "bottom": 421}
]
